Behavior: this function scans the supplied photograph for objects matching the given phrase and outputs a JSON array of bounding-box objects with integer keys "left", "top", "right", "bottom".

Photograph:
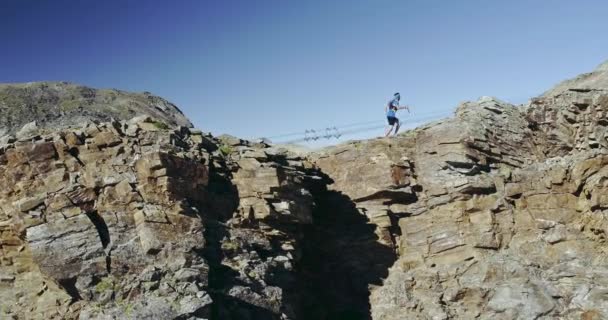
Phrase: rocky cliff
[
  {"left": 2, "top": 60, "right": 608, "bottom": 320},
  {"left": 0, "top": 114, "right": 332, "bottom": 319},
  {"left": 312, "top": 60, "right": 608, "bottom": 319}
]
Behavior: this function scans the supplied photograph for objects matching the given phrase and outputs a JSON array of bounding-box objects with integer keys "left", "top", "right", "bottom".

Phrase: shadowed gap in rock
[
  {"left": 84, "top": 211, "right": 110, "bottom": 249},
  {"left": 84, "top": 211, "right": 112, "bottom": 273},
  {"left": 299, "top": 190, "right": 398, "bottom": 320},
  {"left": 199, "top": 167, "right": 264, "bottom": 320},
  {"left": 58, "top": 277, "right": 83, "bottom": 302},
  {"left": 206, "top": 294, "right": 281, "bottom": 320},
  {"left": 67, "top": 147, "right": 85, "bottom": 166},
  {"left": 197, "top": 161, "right": 398, "bottom": 319}
]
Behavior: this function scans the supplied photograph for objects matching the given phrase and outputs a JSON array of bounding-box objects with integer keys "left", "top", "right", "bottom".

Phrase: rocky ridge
[
  {"left": 2, "top": 60, "right": 608, "bottom": 320},
  {"left": 312, "top": 60, "right": 608, "bottom": 319}
]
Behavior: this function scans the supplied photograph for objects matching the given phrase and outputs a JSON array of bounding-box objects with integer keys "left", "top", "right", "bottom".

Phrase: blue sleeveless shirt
[{"left": 387, "top": 98, "right": 399, "bottom": 117}]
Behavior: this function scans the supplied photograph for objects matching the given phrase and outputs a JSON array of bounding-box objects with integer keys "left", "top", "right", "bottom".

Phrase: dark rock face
[{"left": 0, "top": 82, "right": 193, "bottom": 136}]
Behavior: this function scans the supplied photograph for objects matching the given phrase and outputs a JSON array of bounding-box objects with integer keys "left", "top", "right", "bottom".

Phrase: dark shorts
[{"left": 387, "top": 116, "right": 399, "bottom": 126}]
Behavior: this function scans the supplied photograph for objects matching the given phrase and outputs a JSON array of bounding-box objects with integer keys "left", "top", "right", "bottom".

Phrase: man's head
[{"left": 394, "top": 92, "right": 400, "bottom": 101}]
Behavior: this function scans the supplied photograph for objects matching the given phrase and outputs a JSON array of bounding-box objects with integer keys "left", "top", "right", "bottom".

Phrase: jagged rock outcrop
[
  {"left": 0, "top": 116, "right": 326, "bottom": 319},
  {"left": 311, "top": 60, "right": 608, "bottom": 319},
  {"left": 4, "top": 60, "right": 608, "bottom": 320},
  {"left": 0, "top": 82, "right": 192, "bottom": 136}
]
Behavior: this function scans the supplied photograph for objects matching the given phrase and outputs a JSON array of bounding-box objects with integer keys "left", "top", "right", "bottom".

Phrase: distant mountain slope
[{"left": 0, "top": 82, "right": 192, "bottom": 135}]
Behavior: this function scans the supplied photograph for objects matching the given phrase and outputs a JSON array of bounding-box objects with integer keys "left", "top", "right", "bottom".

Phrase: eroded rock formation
[
  {"left": 312, "top": 61, "right": 608, "bottom": 319},
  {"left": 0, "top": 116, "right": 326, "bottom": 319},
  {"left": 3, "top": 60, "right": 608, "bottom": 320}
]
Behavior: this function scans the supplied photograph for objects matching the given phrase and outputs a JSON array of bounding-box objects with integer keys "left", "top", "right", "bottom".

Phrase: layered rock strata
[
  {"left": 4, "top": 60, "right": 608, "bottom": 320},
  {"left": 312, "top": 61, "right": 608, "bottom": 319},
  {"left": 0, "top": 117, "right": 325, "bottom": 320}
]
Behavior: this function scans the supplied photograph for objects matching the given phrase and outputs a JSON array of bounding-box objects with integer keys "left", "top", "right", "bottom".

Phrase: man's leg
[
  {"left": 385, "top": 124, "right": 394, "bottom": 137},
  {"left": 393, "top": 119, "right": 401, "bottom": 135}
]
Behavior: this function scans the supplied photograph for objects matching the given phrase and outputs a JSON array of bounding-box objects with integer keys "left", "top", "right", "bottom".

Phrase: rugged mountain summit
[
  {"left": 0, "top": 82, "right": 192, "bottom": 136},
  {"left": 311, "top": 60, "right": 608, "bottom": 319},
  {"left": 2, "top": 60, "right": 608, "bottom": 320}
]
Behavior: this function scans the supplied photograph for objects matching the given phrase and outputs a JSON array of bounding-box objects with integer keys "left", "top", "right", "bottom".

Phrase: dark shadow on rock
[
  {"left": 200, "top": 219, "right": 246, "bottom": 320},
  {"left": 209, "top": 294, "right": 281, "bottom": 320},
  {"left": 58, "top": 277, "right": 83, "bottom": 302},
  {"left": 195, "top": 159, "right": 397, "bottom": 319},
  {"left": 198, "top": 167, "right": 276, "bottom": 320},
  {"left": 84, "top": 210, "right": 112, "bottom": 273},
  {"left": 201, "top": 218, "right": 285, "bottom": 320},
  {"left": 354, "top": 190, "right": 418, "bottom": 203},
  {"left": 298, "top": 190, "right": 398, "bottom": 320},
  {"left": 84, "top": 211, "right": 110, "bottom": 249}
]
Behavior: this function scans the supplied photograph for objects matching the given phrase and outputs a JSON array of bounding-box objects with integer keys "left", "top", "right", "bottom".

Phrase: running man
[{"left": 385, "top": 92, "right": 410, "bottom": 137}]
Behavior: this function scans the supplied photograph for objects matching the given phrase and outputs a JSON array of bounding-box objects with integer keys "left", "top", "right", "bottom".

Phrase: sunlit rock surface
[{"left": 3, "top": 60, "right": 608, "bottom": 319}]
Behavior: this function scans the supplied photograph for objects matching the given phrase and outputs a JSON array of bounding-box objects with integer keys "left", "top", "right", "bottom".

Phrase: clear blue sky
[{"left": 2, "top": 0, "right": 608, "bottom": 145}]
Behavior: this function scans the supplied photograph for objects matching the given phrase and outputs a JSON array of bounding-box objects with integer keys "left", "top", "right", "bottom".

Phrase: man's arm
[{"left": 399, "top": 105, "right": 410, "bottom": 112}]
